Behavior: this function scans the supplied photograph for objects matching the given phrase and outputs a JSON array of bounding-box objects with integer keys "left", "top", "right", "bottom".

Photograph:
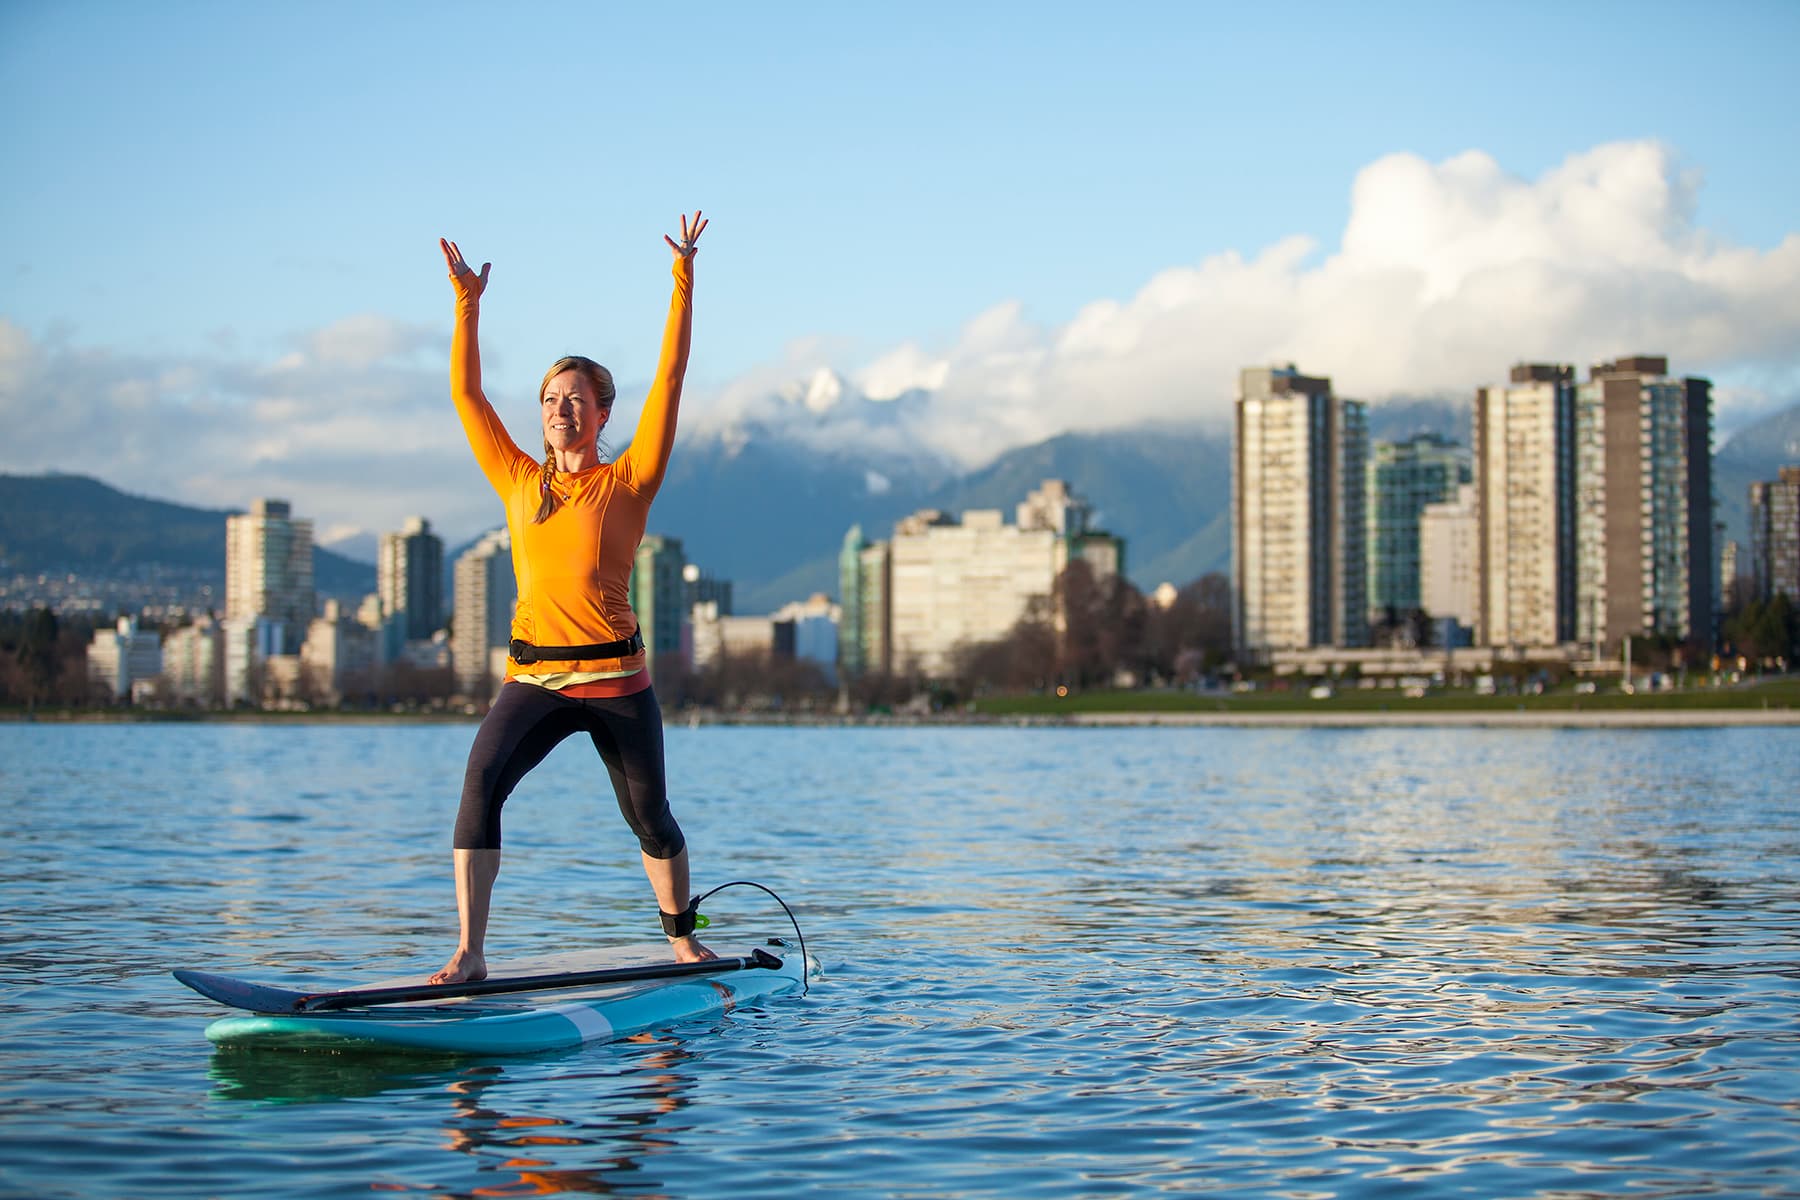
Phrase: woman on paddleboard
[{"left": 431, "top": 213, "right": 713, "bottom": 985}]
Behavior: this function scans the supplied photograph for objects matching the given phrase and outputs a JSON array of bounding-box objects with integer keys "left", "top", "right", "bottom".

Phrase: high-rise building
[
  {"left": 451, "top": 528, "right": 516, "bottom": 700},
  {"left": 87, "top": 617, "right": 162, "bottom": 701},
  {"left": 300, "top": 599, "right": 379, "bottom": 706},
  {"left": 1017, "top": 479, "right": 1089, "bottom": 535},
  {"left": 774, "top": 593, "right": 842, "bottom": 684},
  {"left": 1022, "top": 478, "right": 1128, "bottom": 580},
  {"left": 1232, "top": 365, "right": 1368, "bottom": 659},
  {"left": 1419, "top": 483, "right": 1480, "bottom": 632},
  {"left": 838, "top": 524, "right": 891, "bottom": 678},
  {"left": 221, "top": 614, "right": 284, "bottom": 706},
  {"left": 1748, "top": 466, "right": 1800, "bottom": 603},
  {"left": 1573, "top": 356, "right": 1713, "bottom": 651},
  {"left": 631, "top": 535, "right": 688, "bottom": 676},
  {"left": 690, "top": 603, "right": 798, "bottom": 672},
  {"left": 1720, "top": 540, "right": 1747, "bottom": 613},
  {"left": 162, "top": 615, "right": 225, "bottom": 707},
  {"left": 1366, "top": 435, "right": 1470, "bottom": 621},
  {"left": 682, "top": 563, "right": 733, "bottom": 618},
  {"left": 225, "top": 498, "right": 314, "bottom": 654},
  {"left": 838, "top": 526, "right": 869, "bottom": 677},
  {"left": 1473, "top": 364, "right": 1577, "bottom": 648},
  {"left": 378, "top": 516, "right": 444, "bottom": 642},
  {"left": 883, "top": 480, "right": 1123, "bottom": 677}
]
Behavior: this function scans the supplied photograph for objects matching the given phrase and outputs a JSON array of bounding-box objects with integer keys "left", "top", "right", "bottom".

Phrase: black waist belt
[{"left": 509, "top": 631, "right": 645, "bottom": 666}]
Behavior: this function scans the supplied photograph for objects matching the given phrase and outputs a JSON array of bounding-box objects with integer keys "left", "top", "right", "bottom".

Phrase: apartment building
[
  {"left": 1748, "top": 466, "right": 1800, "bottom": 603},
  {"left": 1473, "top": 364, "right": 1577, "bottom": 648},
  {"left": 845, "top": 480, "right": 1123, "bottom": 678},
  {"left": 1367, "top": 434, "right": 1470, "bottom": 620},
  {"left": 1573, "top": 356, "right": 1713, "bottom": 650},
  {"left": 225, "top": 498, "right": 314, "bottom": 654},
  {"left": 1232, "top": 365, "right": 1368, "bottom": 659},
  {"left": 378, "top": 516, "right": 445, "bottom": 643},
  {"left": 451, "top": 528, "right": 515, "bottom": 700}
]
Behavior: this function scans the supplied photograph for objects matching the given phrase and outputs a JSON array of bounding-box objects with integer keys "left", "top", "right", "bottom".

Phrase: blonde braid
[{"left": 532, "top": 443, "right": 559, "bottom": 524}]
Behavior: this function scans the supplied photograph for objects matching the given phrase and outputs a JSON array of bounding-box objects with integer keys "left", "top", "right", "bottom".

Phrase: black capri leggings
[{"left": 452, "top": 681, "right": 687, "bottom": 859}]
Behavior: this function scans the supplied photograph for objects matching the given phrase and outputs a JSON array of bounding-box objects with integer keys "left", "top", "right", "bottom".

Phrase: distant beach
[{"left": 1064, "top": 707, "right": 1800, "bottom": 728}]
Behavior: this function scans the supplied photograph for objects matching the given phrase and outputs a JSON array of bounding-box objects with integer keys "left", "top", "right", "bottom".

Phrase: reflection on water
[
  {"left": 0, "top": 722, "right": 1796, "bottom": 1198},
  {"left": 205, "top": 1036, "right": 698, "bottom": 1196},
  {"left": 207, "top": 1046, "right": 493, "bottom": 1104},
  {"left": 427, "top": 1042, "right": 696, "bottom": 1198}
]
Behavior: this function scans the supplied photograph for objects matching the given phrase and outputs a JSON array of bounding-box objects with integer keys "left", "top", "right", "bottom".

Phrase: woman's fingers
[
  {"left": 441, "top": 239, "right": 488, "bottom": 294},
  {"left": 667, "top": 211, "right": 707, "bottom": 257},
  {"left": 444, "top": 239, "right": 472, "bottom": 275}
]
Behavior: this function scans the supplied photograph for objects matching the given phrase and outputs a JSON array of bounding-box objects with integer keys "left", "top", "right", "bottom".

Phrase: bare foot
[
  {"left": 429, "top": 948, "right": 488, "bottom": 985},
  {"left": 669, "top": 935, "right": 717, "bottom": 963}
]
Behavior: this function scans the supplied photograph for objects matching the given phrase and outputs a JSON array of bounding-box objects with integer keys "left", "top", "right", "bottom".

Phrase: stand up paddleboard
[{"left": 175, "top": 941, "right": 811, "bottom": 1055}]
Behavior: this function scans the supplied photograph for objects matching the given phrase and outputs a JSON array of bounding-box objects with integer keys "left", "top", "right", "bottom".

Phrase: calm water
[{"left": 2, "top": 720, "right": 1797, "bottom": 1199}]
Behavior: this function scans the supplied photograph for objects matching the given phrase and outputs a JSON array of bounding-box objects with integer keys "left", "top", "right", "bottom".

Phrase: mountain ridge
[
  {"left": 5, "top": 399, "right": 1794, "bottom": 616},
  {"left": 0, "top": 473, "right": 375, "bottom": 600}
]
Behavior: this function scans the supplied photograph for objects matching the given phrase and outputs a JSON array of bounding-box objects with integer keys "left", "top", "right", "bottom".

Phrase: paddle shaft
[{"left": 296, "top": 949, "right": 782, "bottom": 1012}]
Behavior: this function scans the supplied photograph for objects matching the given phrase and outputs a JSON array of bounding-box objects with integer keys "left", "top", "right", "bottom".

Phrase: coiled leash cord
[{"left": 665, "top": 880, "right": 810, "bottom": 996}]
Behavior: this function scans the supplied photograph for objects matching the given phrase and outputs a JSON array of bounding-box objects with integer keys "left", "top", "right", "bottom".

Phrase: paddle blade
[{"left": 173, "top": 969, "right": 308, "bottom": 1013}]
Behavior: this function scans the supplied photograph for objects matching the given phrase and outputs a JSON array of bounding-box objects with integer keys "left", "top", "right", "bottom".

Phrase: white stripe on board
[{"left": 547, "top": 1002, "right": 615, "bottom": 1044}]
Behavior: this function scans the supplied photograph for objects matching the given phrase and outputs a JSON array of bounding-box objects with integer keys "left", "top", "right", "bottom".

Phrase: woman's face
[{"left": 541, "top": 368, "right": 610, "bottom": 454}]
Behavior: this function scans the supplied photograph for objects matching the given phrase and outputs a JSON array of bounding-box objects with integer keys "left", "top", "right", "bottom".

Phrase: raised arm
[
  {"left": 618, "top": 211, "right": 707, "bottom": 497},
  {"left": 441, "top": 238, "right": 526, "bottom": 492}
]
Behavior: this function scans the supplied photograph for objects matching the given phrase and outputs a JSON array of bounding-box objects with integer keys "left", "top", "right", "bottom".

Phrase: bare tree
[
  {"left": 684, "top": 650, "right": 833, "bottom": 712},
  {"left": 952, "top": 612, "right": 1059, "bottom": 694}
]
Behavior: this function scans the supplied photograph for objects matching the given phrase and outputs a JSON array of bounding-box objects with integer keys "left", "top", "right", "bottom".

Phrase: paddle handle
[{"left": 298, "top": 948, "right": 782, "bottom": 1011}]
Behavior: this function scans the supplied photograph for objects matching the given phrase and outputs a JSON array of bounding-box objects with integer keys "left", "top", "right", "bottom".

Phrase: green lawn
[{"left": 969, "top": 676, "right": 1800, "bottom": 717}]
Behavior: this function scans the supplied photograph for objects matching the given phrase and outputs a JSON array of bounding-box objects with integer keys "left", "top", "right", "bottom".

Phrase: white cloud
[
  {"left": 0, "top": 317, "right": 513, "bottom": 547},
  {"left": 301, "top": 314, "right": 439, "bottom": 369},
  {"left": 855, "top": 344, "right": 948, "bottom": 400},
  {"left": 691, "top": 139, "right": 1800, "bottom": 459},
  {"left": 4, "top": 139, "right": 1796, "bottom": 538}
]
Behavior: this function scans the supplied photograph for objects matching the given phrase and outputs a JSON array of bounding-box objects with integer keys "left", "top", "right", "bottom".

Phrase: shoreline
[
  {"left": 9, "top": 709, "right": 1796, "bottom": 730},
  {"left": 1060, "top": 708, "right": 1800, "bottom": 728},
  {"left": 6, "top": 685, "right": 1799, "bottom": 732}
]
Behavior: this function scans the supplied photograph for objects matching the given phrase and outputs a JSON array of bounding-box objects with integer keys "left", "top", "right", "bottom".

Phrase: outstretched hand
[
  {"left": 664, "top": 211, "right": 707, "bottom": 260},
  {"left": 440, "top": 238, "right": 490, "bottom": 302}
]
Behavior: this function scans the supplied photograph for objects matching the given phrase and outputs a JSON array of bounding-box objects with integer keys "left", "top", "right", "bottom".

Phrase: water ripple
[{"left": 0, "top": 722, "right": 1796, "bottom": 1198}]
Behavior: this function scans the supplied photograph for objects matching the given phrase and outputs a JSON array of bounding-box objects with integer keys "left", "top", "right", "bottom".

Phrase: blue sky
[{"left": 3, "top": 1, "right": 1798, "bottom": 546}]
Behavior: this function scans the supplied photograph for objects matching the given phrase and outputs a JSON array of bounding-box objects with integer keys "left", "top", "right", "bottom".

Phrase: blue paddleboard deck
[{"left": 192, "top": 942, "right": 809, "bottom": 1055}]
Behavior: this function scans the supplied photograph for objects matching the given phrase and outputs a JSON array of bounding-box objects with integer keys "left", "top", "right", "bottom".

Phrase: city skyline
[
  {"left": 1231, "top": 353, "right": 1724, "bottom": 662},
  {"left": 6, "top": 341, "right": 1789, "bottom": 629},
  {"left": 26, "top": 428, "right": 1800, "bottom": 706},
  {"left": 3, "top": 5, "right": 1799, "bottom": 554}
]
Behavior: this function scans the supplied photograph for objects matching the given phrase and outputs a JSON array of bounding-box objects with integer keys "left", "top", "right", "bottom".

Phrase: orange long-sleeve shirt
[{"left": 449, "top": 255, "right": 694, "bottom": 683}]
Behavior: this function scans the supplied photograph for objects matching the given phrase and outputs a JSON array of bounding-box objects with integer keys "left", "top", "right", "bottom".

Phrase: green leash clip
[{"left": 661, "top": 898, "right": 710, "bottom": 938}]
